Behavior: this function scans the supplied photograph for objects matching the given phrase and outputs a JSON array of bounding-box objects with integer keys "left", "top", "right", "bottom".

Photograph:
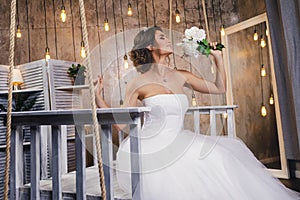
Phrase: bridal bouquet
[{"left": 178, "top": 26, "right": 224, "bottom": 57}]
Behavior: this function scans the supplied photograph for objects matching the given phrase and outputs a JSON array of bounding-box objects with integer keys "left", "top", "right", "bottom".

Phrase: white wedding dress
[{"left": 116, "top": 94, "right": 300, "bottom": 200}]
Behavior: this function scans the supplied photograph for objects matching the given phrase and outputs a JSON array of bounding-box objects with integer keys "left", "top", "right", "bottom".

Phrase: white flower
[
  {"left": 180, "top": 26, "right": 224, "bottom": 57},
  {"left": 179, "top": 38, "right": 200, "bottom": 57},
  {"left": 184, "top": 26, "right": 206, "bottom": 42}
]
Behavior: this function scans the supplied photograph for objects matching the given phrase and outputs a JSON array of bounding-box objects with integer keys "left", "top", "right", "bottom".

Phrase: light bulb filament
[
  {"left": 261, "top": 64, "right": 266, "bottom": 77},
  {"left": 16, "top": 25, "right": 22, "bottom": 38},
  {"left": 45, "top": 47, "right": 50, "bottom": 61},
  {"left": 127, "top": 3, "right": 133, "bottom": 16},
  {"left": 80, "top": 41, "right": 86, "bottom": 58},
  {"left": 80, "top": 47, "right": 86, "bottom": 58},
  {"left": 269, "top": 95, "right": 274, "bottom": 105},
  {"left": 104, "top": 18, "right": 110, "bottom": 31},
  {"left": 124, "top": 54, "right": 129, "bottom": 69},
  {"left": 192, "top": 93, "right": 197, "bottom": 106},
  {"left": 211, "top": 66, "right": 215, "bottom": 74},
  {"left": 175, "top": 9, "right": 180, "bottom": 23},
  {"left": 221, "top": 25, "right": 225, "bottom": 36},
  {"left": 253, "top": 30, "right": 258, "bottom": 41},
  {"left": 261, "top": 105, "right": 267, "bottom": 117},
  {"left": 260, "top": 36, "right": 266, "bottom": 48},
  {"left": 60, "top": 6, "right": 66, "bottom": 22}
]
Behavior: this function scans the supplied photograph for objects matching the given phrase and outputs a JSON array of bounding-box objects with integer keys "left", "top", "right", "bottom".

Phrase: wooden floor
[{"left": 20, "top": 165, "right": 131, "bottom": 200}]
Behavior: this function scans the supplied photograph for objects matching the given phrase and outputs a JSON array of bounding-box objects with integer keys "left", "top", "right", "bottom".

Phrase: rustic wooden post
[
  {"left": 52, "top": 125, "right": 62, "bottom": 200},
  {"left": 193, "top": 110, "right": 200, "bottom": 134},
  {"left": 101, "top": 124, "right": 113, "bottom": 200},
  {"left": 227, "top": 109, "right": 235, "bottom": 137},
  {"left": 40, "top": 126, "right": 49, "bottom": 179},
  {"left": 130, "top": 116, "right": 142, "bottom": 200},
  {"left": 75, "top": 125, "right": 86, "bottom": 200},
  {"left": 210, "top": 110, "right": 217, "bottom": 136},
  {"left": 10, "top": 126, "right": 23, "bottom": 200},
  {"left": 30, "top": 126, "right": 40, "bottom": 200}
]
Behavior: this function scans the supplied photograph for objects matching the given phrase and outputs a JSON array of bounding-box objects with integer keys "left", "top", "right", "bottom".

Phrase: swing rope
[
  {"left": 4, "top": 0, "right": 16, "bottom": 199},
  {"left": 78, "top": 0, "right": 107, "bottom": 199},
  {"left": 169, "top": 0, "right": 172, "bottom": 38},
  {"left": 202, "top": 0, "right": 210, "bottom": 41}
]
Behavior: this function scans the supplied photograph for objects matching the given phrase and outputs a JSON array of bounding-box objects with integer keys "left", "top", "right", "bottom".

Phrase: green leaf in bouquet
[
  {"left": 0, "top": 93, "right": 37, "bottom": 112},
  {"left": 202, "top": 39, "right": 209, "bottom": 46},
  {"left": 197, "top": 44, "right": 206, "bottom": 54},
  {"left": 215, "top": 43, "right": 225, "bottom": 51},
  {"left": 204, "top": 48, "right": 211, "bottom": 57}
]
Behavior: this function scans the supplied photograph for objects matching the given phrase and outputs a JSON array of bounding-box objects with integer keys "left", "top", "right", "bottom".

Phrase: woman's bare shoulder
[
  {"left": 128, "top": 73, "right": 147, "bottom": 84},
  {"left": 125, "top": 73, "right": 148, "bottom": 93},
  {"left": 173, "top": 68, "right": 190, "bottom": 80}
]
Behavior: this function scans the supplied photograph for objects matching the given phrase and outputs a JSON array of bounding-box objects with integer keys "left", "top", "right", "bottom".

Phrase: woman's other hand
[
  {"left": 209, "top": 42, "right": 223, "bottom": 60},
  {"left": 209, "top": 42, "right": 224, "bottom": 70},
  {"left": 94, "top": 75, "right": 109, "bottom": 108},
  {"left": 93, "top": 75, "right": 104, "bottom": 97}
]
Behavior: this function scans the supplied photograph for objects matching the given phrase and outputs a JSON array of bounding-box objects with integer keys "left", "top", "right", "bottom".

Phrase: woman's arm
[
  {"left": 94, "top": 75, "right": 139, "bottom": 107},
  {"left": 94, "top": 75, "right": 139, "bottom": 131},
  {"left": 94, "top": 75, "right": 109, "bottom": 108},
  {"left": 178, "top": 43, "right": 226, "bottom": 94}
]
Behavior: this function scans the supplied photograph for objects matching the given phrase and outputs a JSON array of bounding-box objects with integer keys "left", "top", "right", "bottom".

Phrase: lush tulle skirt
[
  {"left": 115, "top": 94, "right": 299, "bottom": 199},
  {"left": 116, "top": 130, "right": 300, "bottom": 200}
]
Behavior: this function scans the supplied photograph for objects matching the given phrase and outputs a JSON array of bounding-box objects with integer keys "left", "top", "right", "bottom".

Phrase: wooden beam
[
  {"left": 52, "top": 125, "right": 62, "bottom": 200},
  {"left": 30, "top": 126, "right": 40, "bottom": 200},
  {"left": 75, "top": 125, "right": 86, "bottom": 200}
]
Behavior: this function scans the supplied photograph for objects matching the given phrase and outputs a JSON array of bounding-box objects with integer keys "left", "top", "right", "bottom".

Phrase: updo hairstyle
[{"left": 129, "top": 26, "right": 163, "bottom": 73}]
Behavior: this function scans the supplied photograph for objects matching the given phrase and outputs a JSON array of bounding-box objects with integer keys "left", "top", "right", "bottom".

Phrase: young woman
[{"left": 94, "top": 26, "right": 300, "bottom": 199}]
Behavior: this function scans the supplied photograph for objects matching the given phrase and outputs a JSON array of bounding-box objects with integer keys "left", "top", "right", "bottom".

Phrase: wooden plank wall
[{"left": 0, "top": 0, "right": 242, "bottom": 66}]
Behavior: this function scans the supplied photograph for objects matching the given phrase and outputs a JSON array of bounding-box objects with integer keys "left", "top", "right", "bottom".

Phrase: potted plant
[
  {"left": 0, "top": 93, "right": 37, "bottom": 112},
  {"left": 67, "top": 64, "right": 86, "bottom": 85}
]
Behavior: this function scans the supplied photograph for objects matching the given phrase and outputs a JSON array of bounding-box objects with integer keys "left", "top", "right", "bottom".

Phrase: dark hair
[{"left": 129, "top": 26, "right": 163, "bottom": 73}]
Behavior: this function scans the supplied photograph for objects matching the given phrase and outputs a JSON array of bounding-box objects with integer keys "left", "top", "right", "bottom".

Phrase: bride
[{"left": 94, "top": 26, "right": 300, "bottom": 199}]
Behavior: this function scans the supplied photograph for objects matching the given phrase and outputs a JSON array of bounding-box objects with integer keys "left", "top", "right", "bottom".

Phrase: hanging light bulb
[
  {"left": 104, "top": 18, "right": 110, "bottom": 31},
  {"left": 16, "top": 25, "right": 22, "bottom": 38},
  {"left": 80, "top": 41, "right": 86, "bottom": 58},
  {"left": 127, "top": 3, "right": 133, "bottom": 16},
  {"left": 175, "top": 9, "right": 180, "bottom": 23},
  {"left": 266, "top": 29, "right": 269, "bottom": 37},
  {"left": 253, "top": 29, "right": 258, "bottom": 41},
  {"left": 260, "top": 35, "right": 266, "bottom": 48},
  {"left": 60, "top": 5, "right": 66, "bottom": 22},
  {"left": 211, "top": 65, "right": 215, "bottom": 74},
  {"left": 261, "top": 104, "right": 267, "bottom": 117},
  {"left": 222, "top": 113, "right": 228, "bottom": 119},
  {"left": 269, "top": 94, "right": 274, "bottom": 105},
  {"left": 45, "top": 47, "right": 50, "bottom": 61},
  {"left": 261, "top": 64, "right": 266, "bottom": 77},
  {"left": 220, "top": 25, "right": 225, "bottom": 36},
  {"left": 192, "top": 92, "right": 197, "bottom": 106},
  {"left": 124, "top": 54, "right": 129, "bottom": 69}
]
